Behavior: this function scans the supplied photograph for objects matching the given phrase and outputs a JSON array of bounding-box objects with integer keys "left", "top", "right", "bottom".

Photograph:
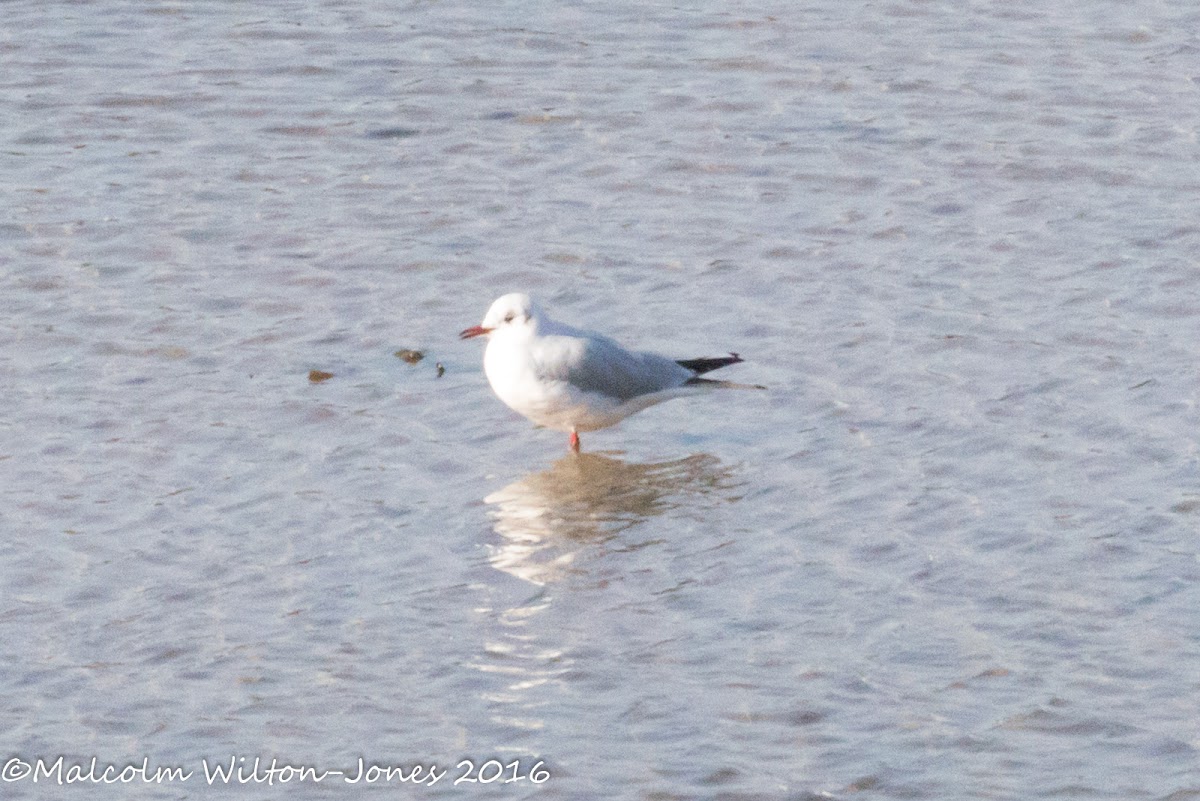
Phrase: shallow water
[{"left": 3, "top": 1, "right": 1199, "bottom": 799}]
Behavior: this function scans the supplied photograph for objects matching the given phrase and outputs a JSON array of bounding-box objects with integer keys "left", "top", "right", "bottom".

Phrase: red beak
[{"left": 459, "top": 325, "right": 492, "bottom": 340}]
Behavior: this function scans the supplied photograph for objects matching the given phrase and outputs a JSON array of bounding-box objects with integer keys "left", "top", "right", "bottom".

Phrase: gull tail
[{"left": 685, "top": 377, "right": 767, "bottom": 390}]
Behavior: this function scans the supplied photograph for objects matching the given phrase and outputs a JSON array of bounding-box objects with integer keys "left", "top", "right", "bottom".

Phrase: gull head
[{"left": 460, "top": 293, "right": 544, "bottom": 340}]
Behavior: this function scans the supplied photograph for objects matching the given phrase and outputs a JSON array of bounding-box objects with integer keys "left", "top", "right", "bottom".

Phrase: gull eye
[{"left": 504, "top": 312, "right": 515, "bottom": 323}]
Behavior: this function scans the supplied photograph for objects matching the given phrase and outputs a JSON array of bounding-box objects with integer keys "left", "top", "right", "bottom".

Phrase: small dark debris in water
[
  {"left": 485, "top": 110, "right": 519, "bottom": 121},
  {"left": 974, "top": 667, "right": 1011, "bottom": 679},
  {"left": 395, "top": 349, "right": 424, "bottom": 365},
  {"left": 435, "top": 362, "right": 445, "bottom": 378},
  {"left": 308, "top": 369, "right": 334, "bottom": 383},
  {"left": 367, "top": 127, "right": 419, "bottom": 140},
  {"left": 845, "top": 776, "right": 880, "bottom": 792},
  {"left": 1129, "top": 378, "right": 1154, "bottom": 390}
]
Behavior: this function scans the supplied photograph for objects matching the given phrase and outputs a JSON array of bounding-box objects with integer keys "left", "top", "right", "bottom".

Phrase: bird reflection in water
[{"left": 484, "top": 451, "right": 736, "bottom": 586}]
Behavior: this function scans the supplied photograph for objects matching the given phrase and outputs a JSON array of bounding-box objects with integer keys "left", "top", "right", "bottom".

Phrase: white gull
[{"left": 460, "top": 293, "right": 763, "bottom": 451}]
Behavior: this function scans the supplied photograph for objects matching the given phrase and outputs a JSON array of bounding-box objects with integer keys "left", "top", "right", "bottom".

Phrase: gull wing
[{"left": 532, "top": 333, "right": 690, "bottom": 403}]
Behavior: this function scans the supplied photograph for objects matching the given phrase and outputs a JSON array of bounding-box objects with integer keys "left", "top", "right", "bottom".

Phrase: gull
[{"left": 460, "top": 293, "right": 763, "bottom": 451}]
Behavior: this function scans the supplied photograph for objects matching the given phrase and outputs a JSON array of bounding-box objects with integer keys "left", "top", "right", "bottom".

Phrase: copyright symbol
[{"left": 3, "top": 758, "right": 31, "bottom": 782}]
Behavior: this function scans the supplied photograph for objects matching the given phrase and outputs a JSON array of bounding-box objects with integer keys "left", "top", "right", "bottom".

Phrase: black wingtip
[{"left": 676, "top": 352, "right": 745, "bottom": 375}]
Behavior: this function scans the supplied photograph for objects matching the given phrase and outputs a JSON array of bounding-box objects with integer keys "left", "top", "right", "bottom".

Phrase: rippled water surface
[{"left": 3, "top": 1, "right": 1199, "bottom": 799}]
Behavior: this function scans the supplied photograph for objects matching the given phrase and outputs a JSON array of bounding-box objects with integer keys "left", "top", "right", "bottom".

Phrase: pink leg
[{"left": 568, "top": 430, "right": 580, "bottom": 452}]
